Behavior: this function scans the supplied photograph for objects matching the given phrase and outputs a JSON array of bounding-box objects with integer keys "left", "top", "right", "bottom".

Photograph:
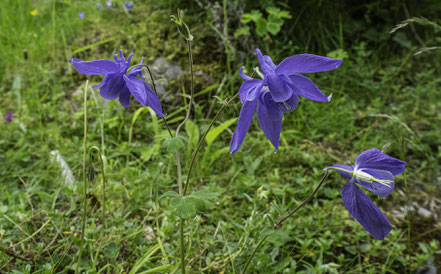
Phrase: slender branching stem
[
  {"left": 174, "top": 40, "right": 195, "bottom": 274},
  {"left": 183, "top": 70, "right": 256, "bottom": 196},
  {"left": 241, "top": 171, "right": 330, "bottom": 274},
  {"left": 274, "top": 171, "right": 330, "bottom": 228},
  {"left": 76, "top": 80, "right": 89, "bottom": 274},
  {"left": 183, "top": 93, "right": 239, "bottom": 196}
]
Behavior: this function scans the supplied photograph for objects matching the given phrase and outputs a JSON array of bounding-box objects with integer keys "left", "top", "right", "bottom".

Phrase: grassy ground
[{"left": 1, "top": 0, "right": 440, "bottom": 273}]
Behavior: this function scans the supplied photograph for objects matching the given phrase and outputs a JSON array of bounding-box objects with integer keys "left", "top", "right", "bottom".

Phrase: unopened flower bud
[{"left": 170, "top": 9, "right": 193, "bottom": 41}]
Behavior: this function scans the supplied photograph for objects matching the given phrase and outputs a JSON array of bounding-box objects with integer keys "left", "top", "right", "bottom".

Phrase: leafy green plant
[{"left": 234, "top": 6, "right": 292, "bottom": 38}]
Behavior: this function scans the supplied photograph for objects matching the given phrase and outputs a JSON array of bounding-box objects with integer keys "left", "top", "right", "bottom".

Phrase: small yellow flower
[{"left": 30, "top": 9, "right": 38, "bottom": 16}]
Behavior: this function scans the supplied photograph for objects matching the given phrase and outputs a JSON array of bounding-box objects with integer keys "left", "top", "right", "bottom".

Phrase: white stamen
[{"left": 353, "top": 168, "right": 393, "bottom": 188}]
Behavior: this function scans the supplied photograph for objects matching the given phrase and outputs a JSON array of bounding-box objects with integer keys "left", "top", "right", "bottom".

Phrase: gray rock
[
  {"left": 150, "top": 57, "right": 184, "bottom": 102},
  {"left": 415, "top": 260, "right": 437, "bottom": 274},
  {"left": 152, "top": 57, "right": 184, "bottom": 80},
  {"left": 417, "top": 207, "right": 433, "bottom": 218}
]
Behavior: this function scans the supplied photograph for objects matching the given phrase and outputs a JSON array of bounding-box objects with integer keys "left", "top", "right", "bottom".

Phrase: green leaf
[
  {"left": 170, "top": 196, "right": 203, "bottom": 219},
  {"left": 327, "top": 49, "right": 349, "bottom": 59},
  {"left": 266, "top": 6, "right": 291, "bottom": 19},
  {"left": 255, "top": 18, "right": 268, "bottom": 37},
  {"left": 241, "top": 10, "right": 262, "bottom": 23},
  {"left": 205, "top": 118, "right": 237, "bottom": 145},
  {"left": 162, "top": 137, "right": 185, "bottom": 153},
  {"left": 185, "top": 120, "right": 199, "bottom": 149},
  {"left": 267, "top": 15, "right": 284, "bottom": 35},
  {"left": 103, "top": 242, "right": 119, "bottom": 259},
  {"left": 234, "top": 26, "right": 250, "bottom": 38}
]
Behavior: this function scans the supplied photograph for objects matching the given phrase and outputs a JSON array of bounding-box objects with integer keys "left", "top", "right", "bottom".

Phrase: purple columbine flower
[
  {"left": 325, "top": 148, "right": 406, "bottom": 240},
  {"left": 4, "top": 110, "right": 13, "bottom": 122},
  {"left": 106, "top": 0, "right": 112, "bottom": 8},
  {"left": 78, "top": 12, "right": 85, "bottom": 19},
  {"left": 69, "top": 50, "right": 165, "bottom": 117},
  {"left": 124, "top": 1, "right": 134, "bottom": 11},
  {"left": 97, "top": 2, "right": 102, "bottom": 10},
  {"left": 230, "top": 48, "right": 342, "bottom": 153}
]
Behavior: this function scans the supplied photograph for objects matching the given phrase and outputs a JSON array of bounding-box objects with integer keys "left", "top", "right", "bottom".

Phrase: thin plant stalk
[
  {"left": 183, "top": 93, "right": 239, "bottom": 196},
  {"left": 76, "top": 80, "right": 89, "bottom": 274},
  {"left": 183, "top": 70, "right": 257, "bottom": 196},
  {"left": 175, "top": 39, "right": 195, "bottom": 274},
  {"left": 241, "top": 171, "right": 330, "bottom": 274}
]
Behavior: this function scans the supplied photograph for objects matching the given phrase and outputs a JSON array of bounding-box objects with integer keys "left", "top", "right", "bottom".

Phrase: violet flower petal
[
  {"left": 276, "top": 93, "right": 299, "bottom": 113},
  {"left": 239, "top": 66, "right": 252, "bottom": 81},
  {"left": 143, "top": 82, "right": 165, "bottom": 118},
  {"left": 288, "top": 74, "right": 330, "bottom": 102},
  {"left": 69, "top": 58, "right": 119, "bottom": 75},
  {"left": 98, "top": 74, "right": 125, "bottom": 100},
  {"left": 257, "top": 98, "right": 283, "bottom": 152},
  {"left": 128, "top": 57, "right": 144, "bottom": 78},
  {"left": 230, "top": 100, "right": 256, "bottom": 154},
  {"left": 123, "top": 75, "right": 147, "bottom": 106},
  {"left": 255, "top": 48, "right": 274, "bottom": 74},
  {"left": 276, "top": 54, "right": 342, "bottom": 74},
  {"left": 355, "top": 148, "right": 406, "bottom": 176},
  {"left": 118, "top": 86, "right": 131, "bottom": 108},
  {"left": 238, "top": 79, "right": 264, "bottom": 103},
  {"left": 341, "top": 181, "right": 392, "bottom": 240},
  {"left": 266, "top": 72, "right": 292, "bottom": 102}
]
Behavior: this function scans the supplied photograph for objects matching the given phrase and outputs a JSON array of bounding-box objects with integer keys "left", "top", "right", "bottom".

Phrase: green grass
[{"left": 1, "top": 0, "right": 440, "bottom": 273}]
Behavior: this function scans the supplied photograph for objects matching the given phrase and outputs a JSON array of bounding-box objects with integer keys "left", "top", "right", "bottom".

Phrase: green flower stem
[
  {"left": 182, "top": 92, "right": 239, "bottom": 196},
  {"left": 241, "top": 170, "right": 330, "bottom": 274},
  {"left": 183, "top": 70, "right": 257, "bottom": 196},
  {"left": 76, "top": 80, "right": 89, "bottom": 274},
  {"left": 174, "top": 40, "right": 195, "bottom": 274}
]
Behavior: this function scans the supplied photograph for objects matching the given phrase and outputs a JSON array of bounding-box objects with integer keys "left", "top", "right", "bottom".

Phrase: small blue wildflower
[
  {"left": 325, "top": 148, "right": 406, "bottom": 240},
  {"left": 106, "top": 0, "right": 112, "bottom": 8},
  {"left": 4, "top": 110, "right": 13, "bottom": 122},
  {"left": 124, "top": 1, "right": 134, "bottom": 11},
  {"left": 97, "top": 2, "right": 102, "bottom": 10},
  {"left": 69, "top": 50, "right": 165, "bottom": 117},
  {"left": 230, "top": 48, "right": 342, "bottom": 153},
  {"left": 78, "top": 12, "right": 85, "bottom": 19}
]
